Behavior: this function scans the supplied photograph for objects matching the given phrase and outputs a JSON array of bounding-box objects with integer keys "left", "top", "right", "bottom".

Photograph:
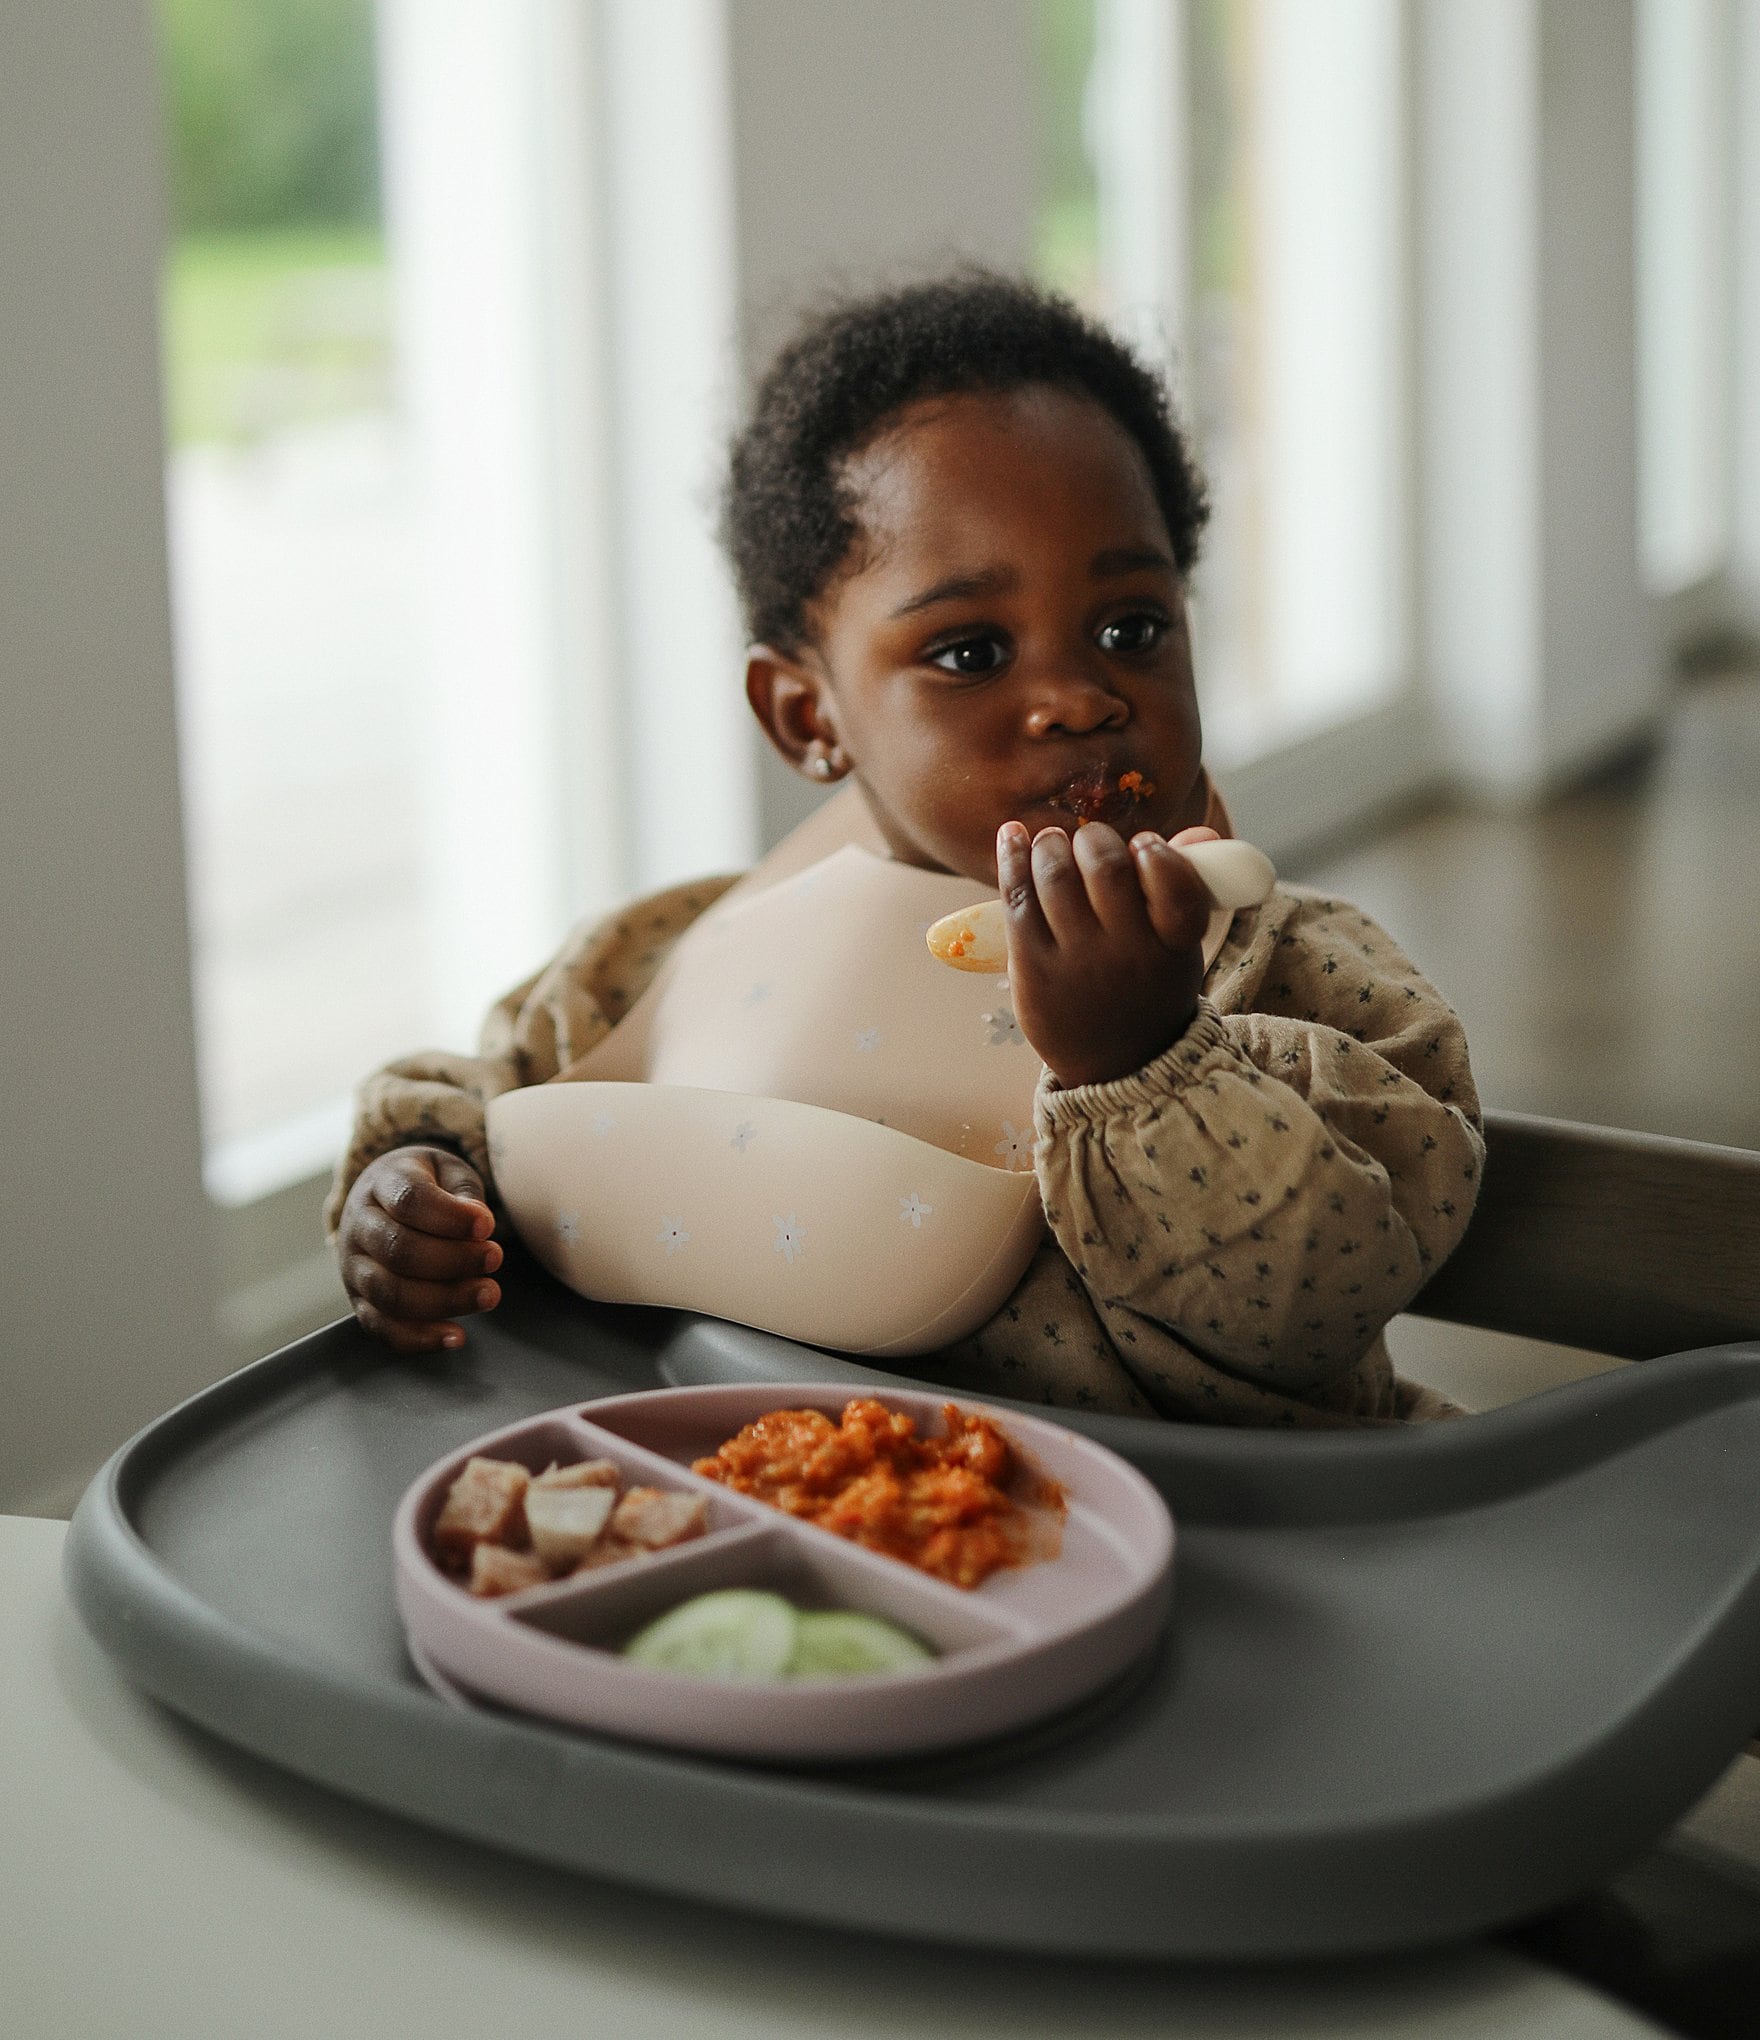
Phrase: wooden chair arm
[{"left": 1406, "top": 1109, "right": 1760, "bottom": 1360}]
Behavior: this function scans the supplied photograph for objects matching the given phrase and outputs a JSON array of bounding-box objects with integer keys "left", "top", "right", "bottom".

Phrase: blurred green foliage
[
  {"left": 1033, "top": 0, "right": 1100, "bottom": 303},
  {"left": 158, "top": 0, "right": 388, "bottom": 444},
  {"left": 164, "top": 228, "right": 390, "bottom": 444},
  {"left": 1191, "top": 0, "right": 1249, "bottom": 294},
  {"left": 1035, "top": 0, "right": 1098, "bottom": 213},
  {"left": 160, "top": 0, "right": 381, "bottom": 232}
]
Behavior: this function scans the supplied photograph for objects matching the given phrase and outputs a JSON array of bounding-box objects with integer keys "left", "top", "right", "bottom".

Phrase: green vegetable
[
  {"left": 622, "top": 1589, "right": 797, "bottom": 1681},
  {"left": 786, "top": 1610, "right": 935, "bottom": 1679},
  {"left": 621, "top": 1591, "right": 935, "bottom": 1682}
]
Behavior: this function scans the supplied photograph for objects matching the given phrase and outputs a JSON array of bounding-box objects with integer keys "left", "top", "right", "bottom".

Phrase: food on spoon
[
  {"left": 926, "top": 836, "right": 1278, "bottom": 974},
  {"left": 924, "top": 907, "right": 1005, "bottom": 974},
  {"left": 691, "top": 1397, "right": 1061, "bottom": 1590},
  {"left": 621, "top": 1589, "right": 934, "bottom": 1682},
  {"left": 433, "top": 1456, "right": 530, "bottom": 1563},
  {"left": 432, "top": 1456, "right": 706, "bottom": 1594}
]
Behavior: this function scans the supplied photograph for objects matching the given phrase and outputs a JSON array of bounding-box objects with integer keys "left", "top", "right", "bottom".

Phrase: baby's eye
[
  {"left": 927, "top": 634, "right": 1010, "bottom": 677},
  {"left": 1096, "top": 612, "right": 1168, "bottom": 656}
]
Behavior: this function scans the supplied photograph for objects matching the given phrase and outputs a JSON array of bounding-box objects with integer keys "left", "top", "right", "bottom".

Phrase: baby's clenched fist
[
  {"left": 997, "top": 819, "right": 1217, "bottom": 1090},
  {"left": 337, "top": 1145, "right": 502, "bottom": 1353}
]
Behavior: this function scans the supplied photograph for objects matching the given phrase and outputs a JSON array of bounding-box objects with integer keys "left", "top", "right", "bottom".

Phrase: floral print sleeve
[
  {"left": 323, "top": 875, "right": 736, "bottom": 1236},
  {"left": 1022, "top": 887, "right": 1484, "bottom": 1425}
]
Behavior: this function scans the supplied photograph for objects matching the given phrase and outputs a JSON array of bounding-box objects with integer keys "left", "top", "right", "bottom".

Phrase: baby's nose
[{"left": 1023, "top": 667, "right": 1130, "bottom": 737}]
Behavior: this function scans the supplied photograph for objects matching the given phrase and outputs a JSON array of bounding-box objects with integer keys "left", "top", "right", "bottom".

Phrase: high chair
[
  {"left": 64, "top": 1104, "right": 1760, "bottom": 1959},
  {"left": 1409, "top": 1107, "right": 1760, "bottom": 1362}
]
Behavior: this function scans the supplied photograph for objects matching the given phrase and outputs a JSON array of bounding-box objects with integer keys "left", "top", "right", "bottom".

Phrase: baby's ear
[{"left": 744, "top": 645, "right": 844, "bottom": 778}]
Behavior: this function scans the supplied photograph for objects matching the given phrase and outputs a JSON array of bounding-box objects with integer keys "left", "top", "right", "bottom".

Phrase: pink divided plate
[{"left": 392, "top": 1384, "right": 1175, "bottom": 1762}]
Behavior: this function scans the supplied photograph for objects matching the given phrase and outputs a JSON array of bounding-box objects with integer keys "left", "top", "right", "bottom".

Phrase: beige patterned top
[{"left": 328, "top": 877, "right": 1481, "bottom": 1427}]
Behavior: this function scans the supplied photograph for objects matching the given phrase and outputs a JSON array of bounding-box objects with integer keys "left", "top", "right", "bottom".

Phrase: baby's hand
[
  {"left": 337, "top": 1145, "right": 502, "bottom": 1353},
  {"left": 997, "top": 820, "right": 1218, "bottom": 1089}
]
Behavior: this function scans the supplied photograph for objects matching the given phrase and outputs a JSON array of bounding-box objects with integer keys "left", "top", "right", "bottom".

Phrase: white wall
[
  {"left": 1636, "top": 0, "right": 1733, "bottom": 596},
  {"left": 1416, "top": 0, "right": 1661, "bottom": 802},
  {"left": 1732, "top": 0, "right": 1760, "bottom": 628},
  {"left": 0, "top": 6, "right": 221, "bottom": 1510},
  {"left": 1535, "top": 0, "right": 1658, "bottom": 778},
  {"left": 723, "top": 0, "right": 1039, "bottom": 850}
]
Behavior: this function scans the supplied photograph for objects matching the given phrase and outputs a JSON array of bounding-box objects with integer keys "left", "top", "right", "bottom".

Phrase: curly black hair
[{"left": 720, "top": 269, "right": 1209, "bottom": 655}]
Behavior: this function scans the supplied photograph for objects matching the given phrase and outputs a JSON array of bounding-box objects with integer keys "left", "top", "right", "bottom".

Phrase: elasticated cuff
[{"left": 1035, "top": 997, "right": 1236, "bottom": 1131}]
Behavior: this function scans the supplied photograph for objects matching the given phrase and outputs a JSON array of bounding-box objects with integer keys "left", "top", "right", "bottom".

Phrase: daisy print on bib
[{"left": 994, "top": 1121, "right": 1032, "bottom": 1170}]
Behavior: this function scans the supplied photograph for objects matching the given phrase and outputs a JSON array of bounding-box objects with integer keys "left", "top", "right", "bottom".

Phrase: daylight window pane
[
  {"left": 158, "top": 0, "right": 431, "bottom": 1189},
  {"left": 1190, "top": 0, "right": 1404, "bottom": 755},
  {"left": 1033, "top": 0, "right": 1103, "bottom": 309}
]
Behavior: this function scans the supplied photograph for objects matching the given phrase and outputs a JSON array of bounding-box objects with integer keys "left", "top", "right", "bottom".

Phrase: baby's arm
[
  {"left": 326, "top": 874, "right": 737, "bottom": 1346},
  {"left": 1033, "top": 890, "right": 1483, "bottom": 1406}
]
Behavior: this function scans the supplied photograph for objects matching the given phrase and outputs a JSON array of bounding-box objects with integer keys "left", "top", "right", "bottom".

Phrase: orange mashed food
[{"left": 691, "top": 1398, "right": 1058, "bottom": 1590}]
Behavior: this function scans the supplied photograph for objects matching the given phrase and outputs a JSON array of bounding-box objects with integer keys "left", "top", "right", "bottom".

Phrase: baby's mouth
[{"left": 1037, "top": 764, "right": 1159, "bottom": 830}]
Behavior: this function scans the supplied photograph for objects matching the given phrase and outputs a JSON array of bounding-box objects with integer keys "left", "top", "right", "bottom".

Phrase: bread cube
[
  {"left": 468, "top": 1544, "right": 550, "bottom": 1597},
  {"left": 433, "top": 1456, "right": 529, "bottom": 1564},
  {"left": 608, "top": 1487, "right": 708, "bottom": 1550},
  {"left": 526, "top": 1483, "right": 617, "bottom": 1571},
  {"left": 531, "top": 1458, "right": 620, "bottom": 1492},
  {"left": 573, "top": 1535, "right": 637, "bottom": 1573}
]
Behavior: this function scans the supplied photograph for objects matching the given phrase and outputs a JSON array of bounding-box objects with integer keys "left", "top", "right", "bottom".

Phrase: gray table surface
[{"left": 10, "top": 1511, "right": 1725, "bottom": 2039}]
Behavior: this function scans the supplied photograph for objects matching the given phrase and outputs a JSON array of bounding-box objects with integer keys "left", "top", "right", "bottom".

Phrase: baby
[{"left": 328, "top": 272, "right": 1482, "bottom": 1427}]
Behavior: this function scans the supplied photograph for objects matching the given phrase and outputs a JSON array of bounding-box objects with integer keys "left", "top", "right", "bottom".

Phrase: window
[
  {"left": 1035, "top": 0, "right": 1409, "bottom": 773},
  {"left": 1032, "top": 0, "right": 1103, "bottom": 307},
  {"left": 158, "top": 0, "right": 621, "bottom": 1210},
  {"left": 159, "top": 0, "right": 431, "bottom": 1198}
]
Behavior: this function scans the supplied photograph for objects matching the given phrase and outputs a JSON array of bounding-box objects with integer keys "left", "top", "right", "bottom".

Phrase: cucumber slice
[
  {"left": 786, "top": 1610, "right": 935, "bottom": 1679},
  {"left": 623, "top": 1589, "right": 797, "bottom": 1681}
]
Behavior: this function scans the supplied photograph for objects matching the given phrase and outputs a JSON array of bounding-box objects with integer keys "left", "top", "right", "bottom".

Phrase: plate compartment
[{"left": 394, "top": 1386, "right": 1174, "bottom": 1760}]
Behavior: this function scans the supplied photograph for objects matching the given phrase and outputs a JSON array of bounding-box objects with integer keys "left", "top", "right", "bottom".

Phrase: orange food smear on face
[
  {"left": 1054, "top": 766, "right": 1157, "bottom": 824},
  {"left": 691, "top": 1399, "right": 1060, "bottom": 1590}
]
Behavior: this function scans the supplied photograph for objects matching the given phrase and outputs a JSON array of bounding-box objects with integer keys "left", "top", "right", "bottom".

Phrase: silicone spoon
[{"left": 926, "top": 837, "right": 1276, "bottom": 974}]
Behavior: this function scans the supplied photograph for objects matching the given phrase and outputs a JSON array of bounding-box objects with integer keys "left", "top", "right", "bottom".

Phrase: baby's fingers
[
  {"left": 353, "top": 1203, "right": 501, "bottom": 1284},
  {"left": 344, "top": 1259, "right": 501, "bottom": 1341},
  {"left": 1027, "top": 826, "right": 1102, "bottom": 947},
  {"left": 376, "top": 1151, "right": 494, "bottom": 1242},
  {"left": 1131, "top": 834, "right": 1215, "bottom": 953},
  {"left": 1071, "top": 822, "right": 1156, "bottom": 940},
  {"left": 348, "top": 1296, "right": 469, "bottom": 1356},
  {"left": 997, "top": 821, "right": 1053, "bottom": 957}
]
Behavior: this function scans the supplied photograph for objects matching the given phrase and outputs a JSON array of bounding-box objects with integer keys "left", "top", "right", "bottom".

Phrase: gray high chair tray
[{"left": 65, "top": 1251, "right": 1760, "bottom": 1960}]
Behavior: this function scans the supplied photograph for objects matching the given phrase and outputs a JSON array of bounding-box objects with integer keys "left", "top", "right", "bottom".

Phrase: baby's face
[{"left": 804, "top": 385, "right": 1205, "bottom": 886}]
